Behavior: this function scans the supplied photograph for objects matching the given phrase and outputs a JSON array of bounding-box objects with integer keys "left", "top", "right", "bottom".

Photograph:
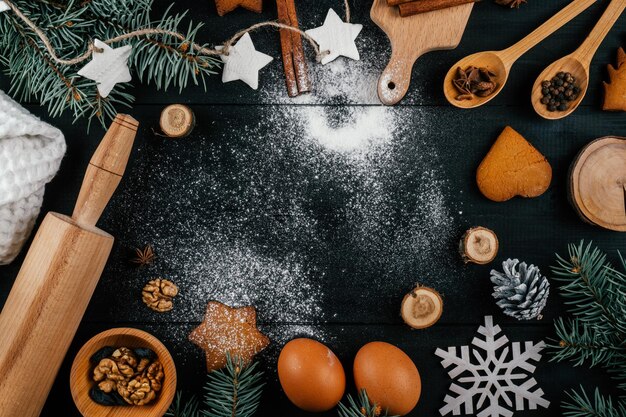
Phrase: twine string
[{"left": 2, "top": 0, "right": 354, "bottom": 65}]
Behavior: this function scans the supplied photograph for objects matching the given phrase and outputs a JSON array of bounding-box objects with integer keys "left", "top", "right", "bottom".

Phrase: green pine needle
[
  {"left": 563, "top": 387, "right": 626, "bottom": 417},
  {"left": 0, "top": 0, "right": 220, "bottom": 127},
  {"left": 549, "top": 241, "right": 626, "bottom": 417},
  {"left": 167, "top": 355, "right": 264, "bottom": 417},
  {"left": 337, "top": 389, "right": 397, "bottom": 417},
  {"left": 167, "top": 392, "right": 201, "bottom": 417}
]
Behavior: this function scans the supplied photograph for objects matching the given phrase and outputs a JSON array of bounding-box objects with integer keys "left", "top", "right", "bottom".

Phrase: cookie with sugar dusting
[{"left": 189, "top": 301, "right": 270, "bottom": 371}]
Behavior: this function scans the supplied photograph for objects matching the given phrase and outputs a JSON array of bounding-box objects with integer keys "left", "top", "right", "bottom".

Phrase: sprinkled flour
[{"left": 97, "top": 101, "right": 457, "bottom": 361}]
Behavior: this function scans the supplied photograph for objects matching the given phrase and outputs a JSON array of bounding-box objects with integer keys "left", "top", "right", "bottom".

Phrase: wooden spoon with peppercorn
[
  {"left": 532, "top": 0, "right": 626, "bottom": 120},
  {"left": 444, "top": 0, "right": 597, "bottom": 108}
]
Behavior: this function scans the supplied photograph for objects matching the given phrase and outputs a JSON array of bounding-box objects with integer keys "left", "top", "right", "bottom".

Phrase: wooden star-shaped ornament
[
  {"left": 189, "top": 301, "right": 270, "bottom": 371},
  {"left": 305, "top": 9, "right": 363, "bottom": 65},
  {"left": 217, "top": 33, "right": 273, "bottom": 90},
  {"left": 77, "top": 39, "right": 132, "bottom": 98},
  {"left": 214, "top": 0, "right": 263, "bottom": 16}
]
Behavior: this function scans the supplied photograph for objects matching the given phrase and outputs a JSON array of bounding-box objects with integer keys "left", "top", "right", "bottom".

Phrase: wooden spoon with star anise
[{"left": 444, "top": 0, "right": 597, "bottom": 109}]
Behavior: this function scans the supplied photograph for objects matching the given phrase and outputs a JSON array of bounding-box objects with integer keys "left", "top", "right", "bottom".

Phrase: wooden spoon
[
  {"left": 444, "top": 0, "right": 598, "bottom": 108},
  {"left": 532, "top": 0, "right": 626, "bottom": 120}
]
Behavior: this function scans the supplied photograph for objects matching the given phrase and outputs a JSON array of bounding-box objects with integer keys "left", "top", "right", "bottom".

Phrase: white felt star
[
  {"left": 77, "top": 39, "right": 132, "bottom": 98},
  {"left": 217, "top": 33, "right": 273, "bottom": 90},
  {"left": 0, "top": 1, "right": 10, "bottom": 12},
  {"left": 305, "top": 9, "right": 362, "bottom": 65}
]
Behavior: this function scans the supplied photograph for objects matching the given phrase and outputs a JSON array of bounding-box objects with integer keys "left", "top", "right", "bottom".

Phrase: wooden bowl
[{"left": 70, "top": 328, "right": 177, "bottom": 417}]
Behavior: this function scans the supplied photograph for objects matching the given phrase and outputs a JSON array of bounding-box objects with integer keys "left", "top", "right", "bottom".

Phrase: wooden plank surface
[{"left": 0, "top": 0, "right": 624, "bottom": 416}]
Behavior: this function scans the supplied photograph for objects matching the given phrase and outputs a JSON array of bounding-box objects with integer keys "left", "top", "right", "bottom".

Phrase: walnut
[
  {"left": 111, "top": 347, "right": 137, "bottom": 376},
  {"left": 119, "top": 376, "right": 157, "bottom": 406},
  {"left": 93, "top": 358, "right": 125, "bottom": 382},
  {"left": 146, "top": 361, "right": 164, "bottom": 391},
  {"left": 98, "top": 379, "right": 117, "bottom": 393},
  {"left": 136, "top": 358, "right": 151, "bottom": 373},
  {"left": 142, "top": 278, "right": 178, "bottom": 312}
]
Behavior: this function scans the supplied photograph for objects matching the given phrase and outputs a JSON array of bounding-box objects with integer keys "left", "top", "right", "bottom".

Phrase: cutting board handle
[
  {"left": 72, "top": 114, "right": 138, "bottom": 226},
  {"left": 378, "top": 48, "right": 418, "bottom": 106}
]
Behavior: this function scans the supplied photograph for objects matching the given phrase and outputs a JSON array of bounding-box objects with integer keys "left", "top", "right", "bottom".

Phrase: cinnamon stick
[
  {"left": 276, "top": 0, "right": 310, "bottom": 97},
  {"left": 386, "top": 0, "right": 419, "bottom": 6},
  {"left": 398, "top": 0, "right": 479, "bottom": 17}
]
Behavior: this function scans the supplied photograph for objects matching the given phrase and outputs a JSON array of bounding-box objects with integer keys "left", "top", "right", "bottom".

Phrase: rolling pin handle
[{"left": 71, "top": 114, "right": 138, "bottom": 226}]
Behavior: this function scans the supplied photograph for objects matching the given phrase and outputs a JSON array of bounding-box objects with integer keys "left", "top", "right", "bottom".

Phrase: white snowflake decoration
[{"left": 435, "top": 316, "right": 550, "bottom": 417}]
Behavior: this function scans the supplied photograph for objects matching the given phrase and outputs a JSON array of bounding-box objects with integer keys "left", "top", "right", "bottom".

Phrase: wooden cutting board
[{"left": 371, "top": 0, "right": 474, "bottom": 105}]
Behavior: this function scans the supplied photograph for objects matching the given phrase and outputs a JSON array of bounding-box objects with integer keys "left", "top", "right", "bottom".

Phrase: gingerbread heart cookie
[{"left": 477, "top": 126, "right": 552, "bottom": 202}]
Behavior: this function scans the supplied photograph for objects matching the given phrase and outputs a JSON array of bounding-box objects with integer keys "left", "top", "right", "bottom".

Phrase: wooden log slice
[
  {"left": 400, "top": 286, "right": 443, "bottom": 329},
  {"left": 159, "top": 104, "right": 195, "bottom": 138},
  {"left": 569, "top": 136, "right": 626, "bottom": 231}
]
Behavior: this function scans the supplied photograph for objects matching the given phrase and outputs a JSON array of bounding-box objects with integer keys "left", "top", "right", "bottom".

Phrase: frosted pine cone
[{"left": 490, "top": 259, "right": 549, "bottom": 320}]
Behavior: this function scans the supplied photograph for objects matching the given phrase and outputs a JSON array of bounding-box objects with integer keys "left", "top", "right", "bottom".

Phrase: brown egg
[
  {"left": 278, "top": 338, "right": 346, "bottom": 412},
  {"left": 353, "top": 341, "right": 421, "bottom": 416}
]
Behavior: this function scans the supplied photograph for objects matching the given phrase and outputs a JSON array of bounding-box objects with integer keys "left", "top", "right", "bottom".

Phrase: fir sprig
[
  {"left": 167, "top": 355, "right": 264, "bottom": 417},
  {"left": 338, "top": 389, "right": 396, "bottom": 417},
  {"left": 549, "top": 241, "right": 626, "bottom": 417},
  {"left": 0, "top": 0, "right": 220, "bottom": 127},
  {"left": 563, "top": 387, "right": 626, "bottom": 417}
]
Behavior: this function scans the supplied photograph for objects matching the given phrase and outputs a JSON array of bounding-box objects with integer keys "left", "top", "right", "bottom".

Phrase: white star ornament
[
  {"left": 78, "top": 39, "right": 132, "bottom": 98},
  {"left": 217, "top": 33, "right": 273, "bottom": 90},
  {"left": 305, "top": 8, "right": 363, "bottom": 65},
  {"left": 0, "top": 1, "right": 10, "bottom": 12}
]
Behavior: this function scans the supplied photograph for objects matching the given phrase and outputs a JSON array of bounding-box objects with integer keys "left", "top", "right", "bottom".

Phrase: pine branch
[
  {"left": 563, "top": 387, "right": 626, "bottom": 417},
  {"left": 337, "top": 389, "right": 397, "bottom": 417},
  {"left": 551, "top": 241, "right": 626, "bottom": 339},
  {"left": 167, "top": 392, "right": 201, "bottom": 417},
  {"left": 0, "top": 0, "right": 220, "bottom": 126},
  {"left": 550, "top": 318, "right": 626, "bottom": 369},
  {"left": 550, "top": 241, "right": 626, "bottom": 415},
  {"left": 167, "top": 356, "right": 264, "bottom": 417},
  {"left": 202, "top": 355, "right": 264, "bottom": 417}
]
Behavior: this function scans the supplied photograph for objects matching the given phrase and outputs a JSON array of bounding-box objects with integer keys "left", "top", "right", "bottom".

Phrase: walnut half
[{"left": 142, "top": 278, "right": 178, "bottom": 312}]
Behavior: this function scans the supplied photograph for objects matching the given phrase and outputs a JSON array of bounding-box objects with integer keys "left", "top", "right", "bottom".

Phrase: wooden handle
[
  {"left": 500, "top": 0, "right": 598, "bottom": 64},
  {"left": 572, "top": 0, "right": 626, "bottom": 66},
  {"left": 72, "top": 114, "right": 138, "bottom": 226},
  {"left": 378, "top": 47, "right": 421, "bottom": 105}
]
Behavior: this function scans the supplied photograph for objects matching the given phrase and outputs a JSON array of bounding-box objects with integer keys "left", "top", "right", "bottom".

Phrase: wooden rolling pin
[{"left": 0, "top": 114, "right": 138, "bottom": 417}]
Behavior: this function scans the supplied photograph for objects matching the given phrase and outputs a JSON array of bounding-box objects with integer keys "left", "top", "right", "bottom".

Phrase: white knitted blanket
[{"left": 0, "top": 90, "right": 66, "bottom": 265}]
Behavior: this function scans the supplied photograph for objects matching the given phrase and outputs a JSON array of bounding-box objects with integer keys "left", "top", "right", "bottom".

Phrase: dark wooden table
[{"left": 1, "top": 0, "right": 624, "bottom": 416}]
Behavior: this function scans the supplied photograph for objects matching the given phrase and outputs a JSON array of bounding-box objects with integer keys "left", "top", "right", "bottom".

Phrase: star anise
[
  {"left": 495, "top": 0, "right": 527, "bottom": 8},
  {"left": 131, "top": 245, "right": 155, "bottom": 267},
  {"left": 453, "top": 66, "right": 498, "bottom": 100}
]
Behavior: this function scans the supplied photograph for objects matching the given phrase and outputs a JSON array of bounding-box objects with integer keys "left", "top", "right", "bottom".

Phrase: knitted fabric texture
[{"left": 0, "top": 90, "right": 66, "bottom": 265}]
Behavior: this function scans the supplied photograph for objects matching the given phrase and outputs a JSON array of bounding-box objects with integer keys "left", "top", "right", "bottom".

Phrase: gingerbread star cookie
[
  {"left": 214, "top": 0, "right": 263, "bottom": 16},
  {"left": 189, "top": 301, "right": 270, "bottom": 371}
]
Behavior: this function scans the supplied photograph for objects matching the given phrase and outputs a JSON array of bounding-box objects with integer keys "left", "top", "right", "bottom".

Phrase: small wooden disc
[
  {"left": 159, "top": 104, "right": 195, "bottom": 138},
  {"left": 400, "top": 286, "right": 443, "bottom": 329},
  {"left": 459, "top": 226, "right": 499, "bottom": 264},
  {"left": 570, "top": 137, "right": 626, "bottom": 231}
]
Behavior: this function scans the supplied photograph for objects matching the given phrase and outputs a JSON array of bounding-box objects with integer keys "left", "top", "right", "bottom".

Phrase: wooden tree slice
[
  {"left": 159, "top": 104, "right": 195, "bottom": 138},
  {"left": 570, "top": 136, "right": 626, "bottom": 231},
  {"left": 400, "top": 286, "right": 443, "bottom": 329},
  {"left": 459, "top": 226, "right": 498, "bottom": 264}
]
